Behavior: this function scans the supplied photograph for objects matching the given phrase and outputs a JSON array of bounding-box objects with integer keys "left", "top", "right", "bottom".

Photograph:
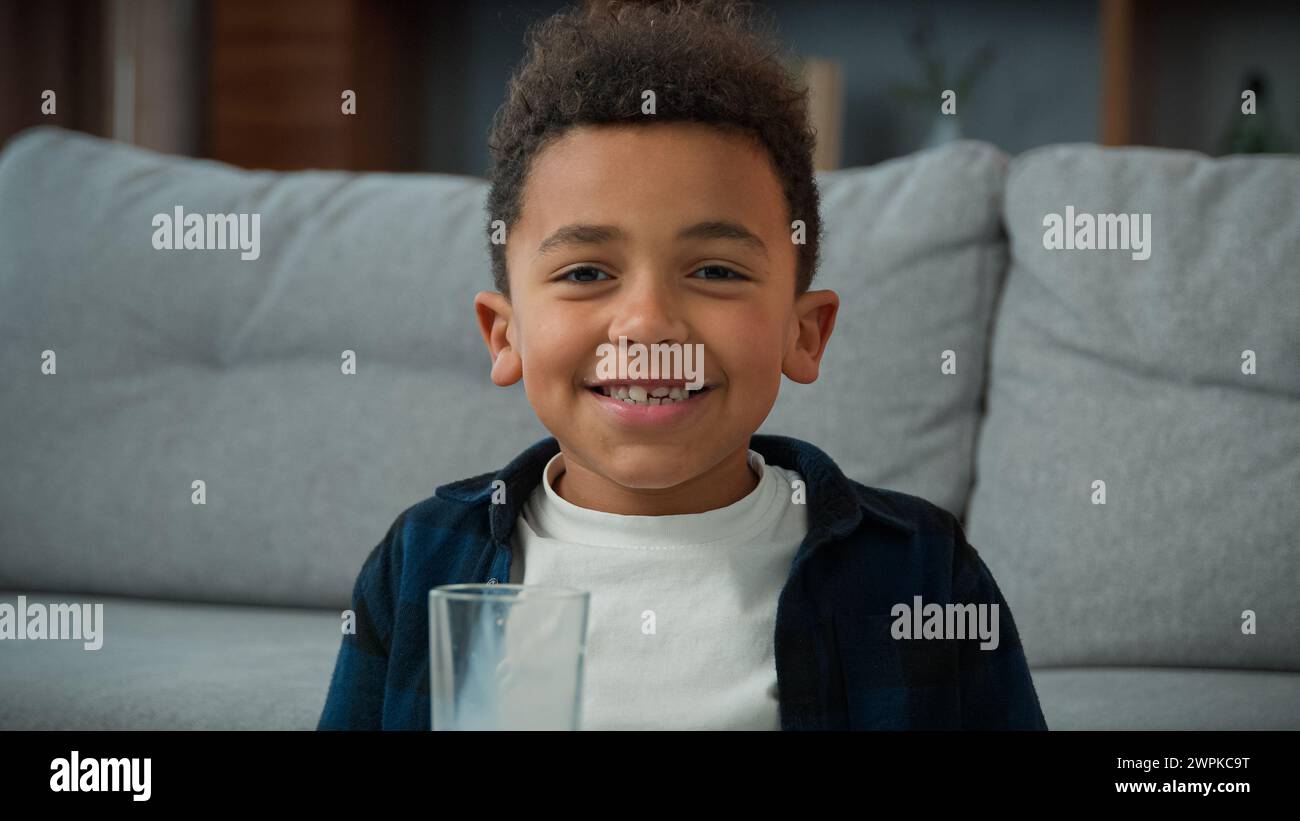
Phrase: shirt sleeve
[
  {"left": 949, "top": 515, "right": 1050, "bottom": 731},
  {"left": 316, "top": 522, "right": 398, "bottom": 730}
]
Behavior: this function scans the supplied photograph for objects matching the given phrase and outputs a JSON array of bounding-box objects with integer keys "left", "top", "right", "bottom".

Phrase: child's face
[{"left": 476, "top": 122, "right": 838, "bottom": 511}]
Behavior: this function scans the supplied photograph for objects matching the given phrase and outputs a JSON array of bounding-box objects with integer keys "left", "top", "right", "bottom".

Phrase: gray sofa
[{"left": 1, "top": 126, "right": 1296, "bottom": 729}]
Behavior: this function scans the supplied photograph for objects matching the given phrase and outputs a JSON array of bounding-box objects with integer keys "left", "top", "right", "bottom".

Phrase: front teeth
[{"left": 597, "top": 385, "right": 704, "bottom": 405}]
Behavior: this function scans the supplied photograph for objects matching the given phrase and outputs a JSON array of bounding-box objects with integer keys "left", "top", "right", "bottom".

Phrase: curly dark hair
[{"left": 485, "top": 0, "right": 821, "bottom": 298}]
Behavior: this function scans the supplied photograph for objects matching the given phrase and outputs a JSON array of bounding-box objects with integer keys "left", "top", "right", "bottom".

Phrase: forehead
[{"left": 516, "top": 122, "right": 789, "bottom": 234}]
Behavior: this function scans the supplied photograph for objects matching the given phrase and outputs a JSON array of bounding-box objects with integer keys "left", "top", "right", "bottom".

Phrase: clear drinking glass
[{"left": 429, "top": 583, "right": 590, "bottom": 731}]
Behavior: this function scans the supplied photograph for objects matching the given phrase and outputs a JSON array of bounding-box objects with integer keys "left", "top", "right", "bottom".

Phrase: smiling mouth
[{"left": 586, "top": 383, "right": 714, "bottom": 406}]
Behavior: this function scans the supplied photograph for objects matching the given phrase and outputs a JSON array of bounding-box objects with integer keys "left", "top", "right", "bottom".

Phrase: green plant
[{"left": 890, "top": 20, "right": 996, "bottom": 105}]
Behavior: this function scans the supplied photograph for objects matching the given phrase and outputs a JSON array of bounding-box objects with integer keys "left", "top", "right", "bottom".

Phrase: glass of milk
[{"left": 430, "top": 584, "right": 590, "bottom": 730}]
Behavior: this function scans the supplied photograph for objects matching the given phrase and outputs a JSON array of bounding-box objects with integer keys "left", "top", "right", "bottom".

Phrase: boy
[{"left": 318, "top": 0, "right": 1048, "bottom": 730}]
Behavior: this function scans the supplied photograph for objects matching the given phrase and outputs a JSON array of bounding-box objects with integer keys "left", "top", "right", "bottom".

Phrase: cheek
[
  {"left": 705, "top": 305, "right": 787, "bottom": 372},
  {"left": 518, "top": 313, "right": 594, "bottom": 391}
]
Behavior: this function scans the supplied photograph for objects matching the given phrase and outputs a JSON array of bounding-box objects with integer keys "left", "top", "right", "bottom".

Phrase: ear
[
  {"left": 474, "top": 290, "right": 523, "bottom": 386},
  {"left": 782, "top": 289, "right": 839, "bottom": 384}
]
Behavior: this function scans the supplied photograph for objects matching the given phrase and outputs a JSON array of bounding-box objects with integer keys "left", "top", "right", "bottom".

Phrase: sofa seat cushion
[
  {"left": 1031, "top": 666, "right": 1300, "bottom": 730},
  {"left": 0, "top": 591, "right": 340, "bottom": 729}
]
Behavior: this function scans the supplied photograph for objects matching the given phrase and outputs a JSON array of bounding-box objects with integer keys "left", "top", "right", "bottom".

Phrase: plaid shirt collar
[{"left": 435, "top": 434, "right": 915, "bottom": 556}]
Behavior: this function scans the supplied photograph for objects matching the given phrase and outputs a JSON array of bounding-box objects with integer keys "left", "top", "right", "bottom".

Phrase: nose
[{"left": 606, "top": 273, "right": 690, "bottom": 347}]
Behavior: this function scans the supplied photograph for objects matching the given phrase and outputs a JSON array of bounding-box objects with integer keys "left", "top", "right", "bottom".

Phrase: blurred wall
[
  {"left": 0, "top": 0, "right": 202, "bottom": 155},
  {"left": 417, "top": 0, "right": 1299, "bottom": 176},
  {"left": 0, "top": 0, "right": 109, "bottom": 147},
  {"left": 4, "top": 0, "right": 1296, "bottom": 172},
  {"left": 420, "top": 0, "right": 1101, "bottom": 175},
  {"left": 1147, "top": 2, "right": 1300, "bottom": 152}
]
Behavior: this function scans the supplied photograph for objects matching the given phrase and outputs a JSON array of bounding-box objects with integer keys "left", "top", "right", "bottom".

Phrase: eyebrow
[
  {"left": 679, "top": 221, "right": 768, "bottom": 257},
  {"left": 534, "top": 221, "right": 768, "bottom": 259}
]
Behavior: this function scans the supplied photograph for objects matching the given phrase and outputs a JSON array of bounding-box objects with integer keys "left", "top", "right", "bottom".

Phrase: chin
[{"left": 597, "top": 453, "right": 703, "bottom": 489}]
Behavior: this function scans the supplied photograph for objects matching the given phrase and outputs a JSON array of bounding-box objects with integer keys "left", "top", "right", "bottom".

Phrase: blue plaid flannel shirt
[{"left": 318, "top": 434, "right": 1049, "bottom": 730}]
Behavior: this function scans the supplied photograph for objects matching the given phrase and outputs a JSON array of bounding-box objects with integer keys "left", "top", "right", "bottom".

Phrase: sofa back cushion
[
  {"left": 760, "top": 141, "right": 1009, "bottom": 521},
  {"left": 0, "top": 127, "right": 546, "bottom": 608},
  {"left": 967, "top": 144, "right": 1300, "bottom": 670}
]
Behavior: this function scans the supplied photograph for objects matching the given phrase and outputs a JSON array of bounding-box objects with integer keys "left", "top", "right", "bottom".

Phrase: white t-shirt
[{"left": 509, "top": 448, "right": 808, "bottom": 730}]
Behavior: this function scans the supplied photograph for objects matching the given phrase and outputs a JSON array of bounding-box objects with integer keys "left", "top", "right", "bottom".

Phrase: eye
[
  {"left": 690, "top": 265, "right": 749, "bottom": 281},
  {"left": 560, "top": 266, "right": 611, "bottom": 283}
]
